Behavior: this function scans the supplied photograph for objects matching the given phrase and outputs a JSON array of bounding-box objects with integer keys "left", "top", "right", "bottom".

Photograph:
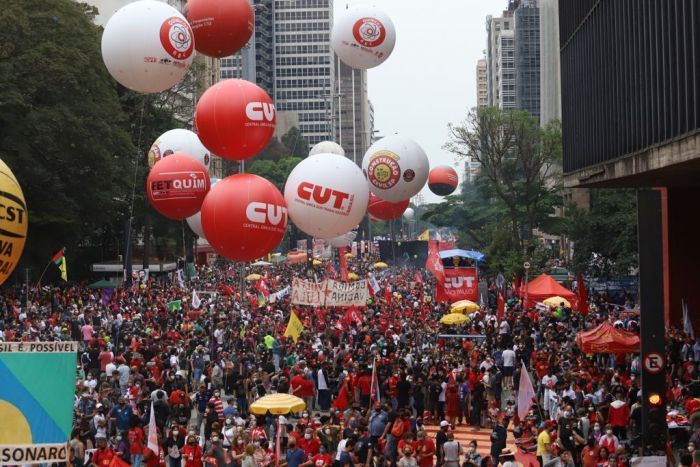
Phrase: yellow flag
[
  {"left": 417, "top": 229, "right": 430, "bottom": 241},
  {"left": 284, "top": 311, "right": 304, "bottom": 343}
]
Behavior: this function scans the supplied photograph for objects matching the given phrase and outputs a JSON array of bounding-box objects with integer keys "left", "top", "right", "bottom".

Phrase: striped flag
[
  {"left": 52, "top": 248, "right": 67, "bottom": 281},
  {"left": 370, "top": 359, "right": 380, "bottom": 405}
]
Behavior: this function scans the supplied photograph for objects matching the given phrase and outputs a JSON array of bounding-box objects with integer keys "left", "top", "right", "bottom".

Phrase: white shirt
[
  {"left": 105, "top": 362, "right": 117, "bottom": 377},
  {"left": 317, "top": 369, "right": 328, "bottom": 391},
  {"left": 335, "top": 440, "right": 347, "bottom": 461},
  {"left": 502, "top": 349, "right": 516, "bottom": 367},
  {"left": 499, "top": 320, "right": 510, "bottom": 335}
]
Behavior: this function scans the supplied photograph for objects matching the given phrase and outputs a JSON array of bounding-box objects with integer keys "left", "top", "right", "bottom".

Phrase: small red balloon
[
  {"left": 147, "top": 153, "right": 210, "bottom": 220},
  {"left": 201, "top": 174, "right": 287, "bottom": 262},
  {"left": 428, "top": 166, "right": 459, "bottom": 196},
  {"left": 366, "top": 193, "right": 409, "bottom": 221},
  {"left": 195, "top": 79, "right": 275, "bottom": 161},
  {"left": 186, "top": 0, "right": 254, "bottom": 58}
]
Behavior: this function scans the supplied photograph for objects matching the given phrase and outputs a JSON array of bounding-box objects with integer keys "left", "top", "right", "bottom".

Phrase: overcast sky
[{"left": 92, "top": 0, "right": 507, "bottom": 203}]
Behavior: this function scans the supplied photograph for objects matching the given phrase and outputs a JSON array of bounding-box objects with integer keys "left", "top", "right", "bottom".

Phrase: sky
[
  {"left": 333, "top": 1, "right": 507, "bottom": 203},
  {"left": 91, "top": 0, "right": 507, "bottom": 203}
]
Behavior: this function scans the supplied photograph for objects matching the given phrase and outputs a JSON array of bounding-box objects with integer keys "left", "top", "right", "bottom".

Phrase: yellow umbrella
[
  {"left": 344, "top": 253, "right": 354, "bottom": 259},
  {"left": 450, "top": 300, "right": 480, "bottom": 313},
  {"left": 439, "top": 313, "right": 469, "bottom": 326},
  {"left": 250, "top": 393, "right": 306, "bottom": 415},
  {"left": 347, "top": 272, "right": 359, "bottom": 280},
  {"left": 245, "top": 274, "right": 262, "bottom": 282},
  {"left": 543, "top": 296, "right": 571, "bottom": 308},
  {"left": 312, "top": 259, "right": 322, "bottom": 266},
  {"left": 373, "top": 262, "right": 388, "bottom": 269}
]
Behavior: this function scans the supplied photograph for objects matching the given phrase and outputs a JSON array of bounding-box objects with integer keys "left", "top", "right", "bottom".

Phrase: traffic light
[{"left": 645, "top": 392, "right": 667, "bottom": 453}]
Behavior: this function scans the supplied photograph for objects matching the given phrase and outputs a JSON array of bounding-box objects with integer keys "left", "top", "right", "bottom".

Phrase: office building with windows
[{"left": 514, "top": 2, "right": 540, "bottom": 123}]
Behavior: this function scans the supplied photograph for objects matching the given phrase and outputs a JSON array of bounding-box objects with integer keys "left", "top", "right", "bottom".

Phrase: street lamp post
[{"left": 523, "top": 261, "right": 531, "bottom": 307}]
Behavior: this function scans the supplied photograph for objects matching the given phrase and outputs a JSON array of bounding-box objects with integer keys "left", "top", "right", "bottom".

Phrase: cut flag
[
  {"left": 147, "top": 401, "right": 159, "bottom": 454},
  {"left": 517, "top": 361, "right": 536, "bottom": 420},
  {"left": 284, "top": 310, "right": 304, "bottom": 343},
  {"left": 52, "top": 248, "right": 68, "bottom": 281}
]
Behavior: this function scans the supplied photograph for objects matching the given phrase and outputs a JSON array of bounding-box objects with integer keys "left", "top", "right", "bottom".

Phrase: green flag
[{"left": 167, "top": 300, "right": 182, "bottom": 312}]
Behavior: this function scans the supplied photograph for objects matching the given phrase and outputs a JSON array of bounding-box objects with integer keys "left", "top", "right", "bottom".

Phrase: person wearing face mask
[
  {"left": 165, "top": 426, "right": 185, "bottom": 467},
  {"left": 298, "top": 428, "right": 320, "bottom": 460},
  {"left": 581, "top": 437, "right": 600, "bottom": 467},
  {"left": 597, "top": 425, "right": 619, "bottom": 453},
  {"left": 281, "top": 438, "right": 306, "bottom": 467},
  {"left": 250, "top": 415, "right": 267, "bottom": 441},
  {"left": 222, "top": 417, "right": 236, "bottom": 449},
  {"left": 181, "top": 434, "right": 203, "bottom": 467},
  {"left": 90, "top": 435, "right": 115, "bottom": 467},
  {"left": 204, "top": 433, "right": 225, "bottom": 467},
  {"left": 413, "top": 430, "right": 435, "bottom": 467},
  {"left": 209, "top": 390, "right": 224, "bottom": 424},
  {"left": 306, "top": 444, "right": 333, "bottom": 467},
  {"left": 607, "top": 393, "right": 629, "bottom": 441},
  {"left": 398, "top": 447, "right": 418, "bottom": 467},
  {"left": 591, "top": 423, "right": 602, "bottom": 443},
  {"left": 463, "top": 440, "right": 481, "bottom": 467}
]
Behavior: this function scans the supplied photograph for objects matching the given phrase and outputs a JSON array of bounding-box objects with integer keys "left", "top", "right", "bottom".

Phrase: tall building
[
  {"left": 335, "top": 60, "right": 372, "bottom": 165},
  {"left": 476, "top": 58, "right": 488, "bottom": 107},
  {"left": 538, "top": 0, "right": 560, "bottom": 124},
  {"left": 514, "top": 2, "right": 540, "bottom": 123},
  {"left": 485, "top": 13, "right": 515, "bottom": 109}
]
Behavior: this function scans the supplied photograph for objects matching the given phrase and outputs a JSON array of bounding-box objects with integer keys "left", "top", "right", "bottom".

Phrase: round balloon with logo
[
  {"left": 194, "top": 79, "right": 276, "bottom": 161},
  {"left": 309, "top": 141, "right": 345, "bottom": 157},
  {"left": 186, "top": 178, "right": 219, "bottom": 238},
  {"left": 101, "top": 0, "right": 195, "bottom": 93},
  {"left": 148, "top": 129, "right": 211, "bottom": 171},
  {"left": 284, "top": 154, "right": 369, "bottom": 239},
  {"left": 185, "top": 0, "right": 254, "bottom": 58},
  {"left": 428, "top": 166, "right": 459, "bottom": 196},
  {"left": 362, "top": 135, "right": 429, "bottom": 202},
  {"left": 366, "top": 193, "right": 409, "bottom": 221},
  {"left": 147, "top": 153, "right": 210, "bottom": 220},
  {"left": 0, "top": 159, "right": 27, "bottom": 286},
  {"left": 201, "top": 174, "right": 287, "bottom": 262},
  {"left": 331, "top": 5, "right": 396, "bottom": 70}
]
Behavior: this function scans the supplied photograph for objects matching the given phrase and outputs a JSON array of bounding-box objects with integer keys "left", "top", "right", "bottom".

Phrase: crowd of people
[{"left": 1, "top": 255, "right": 699, "bottom": 467}]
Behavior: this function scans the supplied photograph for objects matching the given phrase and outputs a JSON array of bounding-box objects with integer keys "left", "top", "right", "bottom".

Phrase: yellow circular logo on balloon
[{"left": 0, "top": 159, "right": 27, "bottom": 285}]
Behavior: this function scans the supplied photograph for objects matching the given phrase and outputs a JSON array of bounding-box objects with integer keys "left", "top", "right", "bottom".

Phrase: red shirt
[
  {"left": 128, "top": 427, "right": 145, "bottom": 455},
  {"left": 414, "top": 438, "right": 435, "bottom": 467},
  {"left": 685, "top": 398, "right": 700, "bottom": 416},
  {"left": 310, "top": 453, "right": 333, "bottom": 467},
  {"left": 607, "top": 402, "right": 630, "bottom": 428},
  {"left": 356, "top": 375, "right": 372, "bottom": 395},
  {"left": 181, "top": 444, "right": 203, "bottom": 467},
  {"left": 92, "top": 448, "right": 115, "bottom": 467},
  {"left": 290, "top": 375, "right": 306, "bottom": 396},
  {"left": 300, "top": 378, "right": 316, "bottom": 397},
  {"left": 298, "top": 437, "right": 320, "bottom": 458}
]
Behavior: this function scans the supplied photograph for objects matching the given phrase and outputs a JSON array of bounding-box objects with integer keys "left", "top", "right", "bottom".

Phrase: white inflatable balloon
[
  {"left": 327, "top": 230, "right": 357, "bottom": 248},
  {"left": 310, "top": 141, "right": 345, "bottom": 157},
  {"left": 402, "top": 207, "right": 415, "bottom": 221},
  {"left": 331, "top": 5, "right": 396, "bottom": 70},
  {"left": 186, "top": 178, "right": 220, "bottom": 238},
  {"left": 102, "top": 0, "right": 195, "bottom": 93},
  {"left": 362, "top": 135, "right": 429, "bottom": 202},
  {"left": 284, "top": 154, "right": 369, "bottom": 239},
  {"left": 149, "top": 129, "right": 211, "bottom": 171}
]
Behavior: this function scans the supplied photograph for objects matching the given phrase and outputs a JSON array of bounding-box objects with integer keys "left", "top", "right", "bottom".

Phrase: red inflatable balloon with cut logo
[
  {"left": 366, "top": 193, "right": 409, "bottom": 221},
  {"left": 428, "top": 166, "right": 459, "bottom": 196},
  {"left": 195, "top": 79, "right": 276, "bottom": 161},
  {"left": 201, "top": 174, "right": 287, "bottom": 262},
  {"left": 147, "top": 153, "right": 210, "bottom": 220},
  {"left": 185, "top": 0, "right": 254, "bottom": 58}
]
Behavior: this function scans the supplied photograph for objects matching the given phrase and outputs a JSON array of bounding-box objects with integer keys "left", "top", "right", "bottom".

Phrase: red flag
[
  {"left": 370, "top": 360, "right": 380, "bottom": 405},
  {"left": 425, "top": 241, "right": 445, "bottom": 281},
  {"left": 342, "top": 306, "right": 363, "bottom": 328},
  {"left": 384, "top": 280, "right": 392, "bottom": 304},
  {"left": 256, "top": 278, "right": 270, "bottom": 298},
  {"left": 326, "top": 260, "right": 337, "bottom": 278},
  {"left": 219, "top": 284, "right": 235, "bottom": 296},
  {"left": 332, "top": 379, "right": 349, "bottom": 410},
  {"left": 513, "top": 275, "right": 521, "bottom": 294},
  {"left": 109, "top": 456, "right": 131, "bottom": 467},
  {"left": 413, "top": 271, "right": 424, "bottom": 284},
  {"left": 338, "top": 247, "right": 349, "bottom": 282},
  {"left": 577, "top": 274, "right": 589, "bottom": 315},
  {"left": 497, "top": 293, "right": 505, "bottom": 320}
]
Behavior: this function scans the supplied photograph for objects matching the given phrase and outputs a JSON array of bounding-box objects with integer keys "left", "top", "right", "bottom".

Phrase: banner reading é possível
[
  {"left": 0, "top": 341, "right": 78, "bottom": 465},
  {"left": 436, "top": 267, "right": 478, "bottom": 303}
]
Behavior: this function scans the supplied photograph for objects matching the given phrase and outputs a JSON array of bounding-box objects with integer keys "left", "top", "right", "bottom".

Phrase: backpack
[{"left": 391, "top": 419, "right": 405, "bottom": 438}]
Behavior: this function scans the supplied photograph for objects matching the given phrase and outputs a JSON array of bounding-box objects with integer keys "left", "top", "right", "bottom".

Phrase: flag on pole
[
  {"left": 332, "top": 379, "right": 349, "bottom": 411},
  {"left": 368, "top": 273, "right": 381, "bottom": 297},
  {"left": 147, "top": 401, "right": 159, "bottom": 454},
  {"left": 52, "top": 248, "right": 67, "bottom": 281},
  {"left": 370, "top": 359, "right": 380, "bottom": 405},
  {"left": 417, "top": 229, "right": 430, "bottom": 241},
  {"left": 284, "top": 310, "right": 304, "bottom": 343},
  {"left": 683, "top": 299, "right": 694, "bottom": 338},
  {"left": 413, "top": 271, "right": 424, "bottom": 284},
  {"left": 275, "top": 417, "right": 282, "bottom": 467},
  {"left": 192, "top": 290, "right": 202, "bottom": 309},
  {"left": 517, "top": 361, "right": 536, "bottom": 420},
  {"left": 497, "top": 293, "right": 505, "bottom": 320},
  {"left": 167, "top": 300, "right": 182, "bottom": 312}
]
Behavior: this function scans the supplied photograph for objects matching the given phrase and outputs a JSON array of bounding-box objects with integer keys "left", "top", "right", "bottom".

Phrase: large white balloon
[
  {"left": 284, "top": 154, "right": 369, "bottom": 239},
  {"left": 309, "top": 141, "right": 345, "bottom": 157},
  {"left": 148, "top": 129, "right": 211, "bottom": 171},
  {"left": 403, "top": 207, "right": 415, "bottom": 221},
  {"left": 102, "top": 0, "right": 195, "bottom": 93},
  {"left": 331, "top": 5, "right": 396, "bottom": 70},
  {"left": 362, "top": 135, "right": 429, "bottom": 202},
  {"left": 327, "top": 230, "right": 357, "bottom": 248},
  {"left": 186, "top": 178, "right": 220, "bottom": 238}
]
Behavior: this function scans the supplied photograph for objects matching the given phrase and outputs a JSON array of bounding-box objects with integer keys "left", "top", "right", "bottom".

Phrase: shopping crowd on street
[{"left": 0, "top": 257, "right": 699, "bottom": 467}]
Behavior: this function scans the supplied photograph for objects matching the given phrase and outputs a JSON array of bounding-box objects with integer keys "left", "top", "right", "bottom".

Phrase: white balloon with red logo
[
  {"left": 186, "top": 178, "right": 220, "bottom": 238},
  {"left": 101, "top": 0, "right": 195, "bottom": 93},
  {"left": 361, "top": 135, "right": 429, "bottom": 202},
  {"left": 331, "top": 5, "right": 396, "bottom": 70},
  {"left": 148, "top": 129, "right": 211, "bottom": 170},
  {"left": 201, "top": 174, "right": 287, "bottom": 262},
  {"left": 284, "top": 154, "right": 369, "bottom": 239}
]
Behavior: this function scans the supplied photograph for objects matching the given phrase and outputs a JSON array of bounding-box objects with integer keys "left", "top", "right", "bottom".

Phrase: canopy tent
[
  {"left": 88, "top": 279, "right": 117, "bottom": 289},
  {"left": 439, "top": 249, "right": 486, "bottom": 266},
  {"left": 576, "top": 321, "right": 640, "bottom": 354},
  {"left": 523, "top": 273, "right": 577, "bottom": 308}
]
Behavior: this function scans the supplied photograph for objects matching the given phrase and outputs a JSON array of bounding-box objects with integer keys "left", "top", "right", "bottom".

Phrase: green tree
[
  {"left": 0, "top": 0, "right": 134, "bottom": 279},
  {"left": 247, "top": 157, "right": 302, "bottom": 189},
  {"left": 281, "top": 127, "right": 309, "bottom": 158},
  {"left": 566, "top": 189, "right": 638, "bottom": 277}
]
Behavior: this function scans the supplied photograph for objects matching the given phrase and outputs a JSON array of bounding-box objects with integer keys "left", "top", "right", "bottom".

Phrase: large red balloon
[
  {"left": 195, "top": 79, "right": 275, "bottom": 161},
  {"left": 428, "top": 166, "right": 459, "bottom": 196},
  {"left": 201, "top": 174, "right": 287, "bottom": 261},
  {"left": 186, "top": 0, "right": 254, "bottom": 58},
  {"left": 366, "top": 193, "right": 409, "bottom": 221},
  {"left": 147, "top": 153, "right": 210, "bottom": 220}
]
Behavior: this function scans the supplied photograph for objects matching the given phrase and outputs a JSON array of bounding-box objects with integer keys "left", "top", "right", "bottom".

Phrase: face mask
[
  {"left": 212, "top": 437, "right": 219, "bottom": 443},
  {"left": 238, "top": 440, "right": 244, "bottom": 445},
  {"left": 606, "top": 430, "right": 613, "bottom": 436},
  {"left": 594, "top": 426, "right": 600, "bottom": 431},
  {"left": 173, "top": 430, "right": 179, "bottom": 436},
  {"left": 320, "top": 449, "right": 326, "bottom": 454},
  {"left": 226, "top": 419, "right": 232, "bottom": 425},
  {"left": 324, "top": 428, "right": 331, "bottom": 435},
  {"left": 305, "top": 434, "right": 311, "bottom": 440},
  {"left": 116, "top": 436, "right": 122, "bottom": 441},
  {"left": 214, "top": 393, "right": 220, "bottom": 397},
  {"left": 303, "top": 412, "right": 308, "bottom": 417},
  {"left": 350, "top": 421, "right": 356, "bottom": 428}
]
